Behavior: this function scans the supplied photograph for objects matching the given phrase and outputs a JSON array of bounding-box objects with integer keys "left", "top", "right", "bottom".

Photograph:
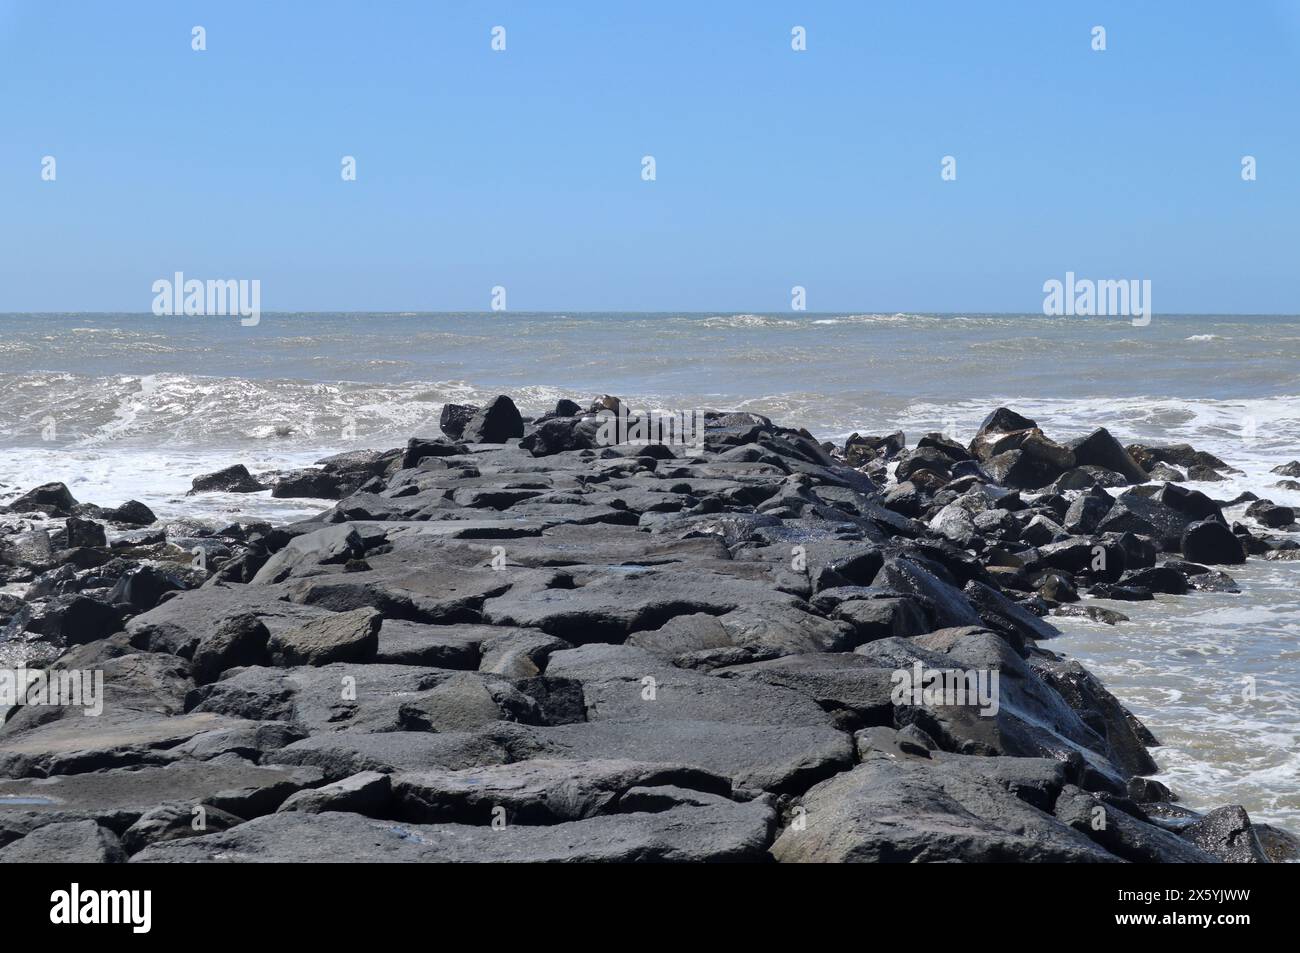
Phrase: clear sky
[{"left": 2, "top": 0, "right": 1297, "bottom": 313}]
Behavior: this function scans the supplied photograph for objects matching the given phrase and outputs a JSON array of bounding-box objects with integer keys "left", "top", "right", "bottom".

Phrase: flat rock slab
[
  {"left": 545, "top": 644, "right": 834, "bottom": 727},
  {"left": 127, "top": 585, "right": 331, "bottom": 656},
  {"left": 0, "top": 710, "right": 247, "bottom": 778},
  {"left": 772, "top": 755, "right": 1118, "bottom": 863},
  {"left": 482, "top": 568, "right": 799, "bottom": 643},
  {"left": 713, "top": 653, "right": 897, "bottom": 726},
  {"left": 268, "top": 608, "right": 380, "bottom": 666},
  {"left": 0, "top": 819, "right": 126, "bottom": 863},
  {"left": 374, "top": 621, "right": 510, "bottom": 668},
  {"left": 497, "top": 720, "right": 853, "bottom": 794},
  {"left": 189, "top": 663, "right": 460, "bottom": 734},
  {"left": 132, "top": 798, "right": 775, "bottom": 862},
  {"left": 282, "top": 568, "right": 510, "bottom": 625},
  {"left": 265, "top": 730, "right": 518, "bottom": 780},
  {"left": 0, "top": 758, "right": 323, "bottom": 831},
  {"left": 448, "top": 523, "right": 732, "bottom": 569},
  {"left": 392, "top": 758, "right": 734, "bottom": 824}
]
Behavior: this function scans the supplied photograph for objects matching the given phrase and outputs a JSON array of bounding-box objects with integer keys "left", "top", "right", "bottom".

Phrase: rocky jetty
[{"left": 2, "top": 399, "right": 1297, "bottom": 863}]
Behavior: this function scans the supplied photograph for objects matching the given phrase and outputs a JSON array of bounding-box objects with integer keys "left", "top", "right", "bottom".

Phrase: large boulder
[
  {"left": 5, "top": 482, "right": 79, "bottom": 515},
  {"left": 191, "top": 613, "right": 271, "bottom": 684},
  {"left": 64, "top": 516, "right": 107, "bottom": 548},
  {"left": 101, "top": 500, "right": 157, "bottom": 525},
  {"left": 1063, "top": 486, "right": 1114, "bottom": 535},
  {"left": 968, "top": 408, "right": 1038, "bottom": 462},
  {"left": 1181, "top": 519, "right": 1246, "bottom": 565},
  {"left": 107, "top": 565, "right": 187, "bottom": 613},
  {"left": 982, "top": 450, "right": 1061, "bottom": 491},
  {"left": 771, "top": 751, "right": 1117, "bottom": 863},
  {"left": 1068, "top": 429, "right": 1148, "bottom": 485},
  {"left": 1180, "top": 806, "right": 1271, "bottom": 863},
  {"left": 439, "top": 403, "right": 479, "bottom": 441},
  {"left": 28, "top": 595, "right": 127, "bottom": 646},
  {"left": 188, "top": 465, "right": 266, "bottom": 494},
  {"left": 390, "top": 759, "right": 731, "bottom": 824},
  {"left": 1096, "top": 493, "right": 1195, "bottom": 550},
  {"left": 1246, "top": 499, "right": 1295, "bottom": 528},
  {"left": 271, "top": 469, "right": 346, "bottom": 499},
  {"left": 520, "top": 417, "right": 600, "bottom": 456},
  {"left": 878, "top": 558, "right": 983, "bottom": 630},
  {"left": 462, "top": 395, "right": 524, "bottom": 444}
]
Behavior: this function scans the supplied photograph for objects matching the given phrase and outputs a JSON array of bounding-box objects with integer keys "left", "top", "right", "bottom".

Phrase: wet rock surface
[{"left": 0, "top": 398, "right": 1292, "bottom": 862}]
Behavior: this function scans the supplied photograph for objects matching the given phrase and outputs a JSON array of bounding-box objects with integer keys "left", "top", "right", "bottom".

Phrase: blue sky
[{"left": 1, "top": 0, "right": 1297, "bottom": 313}]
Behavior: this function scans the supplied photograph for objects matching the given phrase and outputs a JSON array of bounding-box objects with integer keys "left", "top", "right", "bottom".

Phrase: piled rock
[{"left": 0, "top": 399, "right": 1294, "bottom": 863}]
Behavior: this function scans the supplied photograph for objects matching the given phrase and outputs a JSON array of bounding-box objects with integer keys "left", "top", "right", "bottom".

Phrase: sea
[{"left": 1, "top": 311, "right": 1297, "bottom": 830}]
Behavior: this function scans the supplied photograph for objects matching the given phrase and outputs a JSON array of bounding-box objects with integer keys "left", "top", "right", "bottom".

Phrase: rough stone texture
[
  {"left": 772, "top": 753, "right": 1116, "bottom": 863},
  {"left": 267, "top": 608, "right": 381, "bottom": 666},
  {"left": 0, "top": 819, "right": 126, "bottom": 863},
  {"left": 1, "top": 398, "right": 1289, "bottom": 864},
  {"left": 131, "top": 799, "right": 776, "bottom": 862},
  {"left": 1180, "top": 806, "right": 1271, "bottom": 863}
]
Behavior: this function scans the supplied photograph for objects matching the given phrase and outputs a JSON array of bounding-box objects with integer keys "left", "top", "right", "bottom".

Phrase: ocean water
[{"left": 1, "top": 312, "right": 1298, "bottom": 829}]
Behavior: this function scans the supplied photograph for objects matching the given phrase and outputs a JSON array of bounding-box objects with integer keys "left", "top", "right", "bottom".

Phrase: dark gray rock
[
  {"left": 439, "top": 403, "right": 479, "bottom": 440},
  {"left": 249, "top": 524, "right": 367, "bottom": 585},
  {"left": 832, "top": 597, "right": 929, "bottom": 644},
  {"left": 132, "top": 796, "right": 776, "bottom": 863},
  {"left": 191, "top": 613, "right": 271, "bottom": 684},
  {"left": 1054, "top": 785, "right": 1219, "bottom": 863},
  {"left": 267, "top": 608, "right": 381, "bottom": 666},
  {"left": 0, "top": 758, "right": 323, "bottom": 831},
  {"left": 1246, "top": 499, "right": 1295, "bottom": 528},
  {"left": 1180, "top": 805, "right": 1271, "bottom": 863},
  {"left": 391, "top": 759, "right": 731, "bottom": 824},
  {"left": 1068, "top": 429, "right": 1149, "bottom": 484},
  {"left": 963, "top": 579, "right": 1061, "bottom": 646},
  {"left": 276, "top": 770, "right": 392, "bottom": 816},
  {"left": 969, "top": 408, "right": 1038, "bottom": 461},
  {"left": 463, "top": 395, "right": 525, "bottom": 443},
  {"left": 1097, "top": 493, "right": 1194, "bottom": 549},
  {"left": 1118, "top": 565, "right": 1188, "bottom": 595},
  {"left": 127, "top": 585, "right": 335, "bottom": 656},
  {"left": 772, "top": 754, "right": 1117, "bottom": 863},
  {"left": 5, "top": 482, "right": 79, "bottom": 515},
  {"left": 1063, "top": 486, "right": 1114, "bottom": 535},
  {"left": 189, "top": 465, "right": 266, "bottom": 494},
  {"left": 1181, "top": 519, "right": 1246, "bottom": 565},
  {"left": 107, "top": 565, "right": 186, "bottom": 613},
  {"left": 65, "top": 516, "right": 107, "bottom": 548},
  {"left": 120, "top": 802, "right": 245, "bottom": 854},
  {"left": 401, "top": 437, "right": 468, "bottom": 468},
  {"left": 30, "top": 594, "right": 127, "bottom": 646},
  {"left": 271, "top": 468, "right": 346, "bottom": 499},
  {"left": 0, "top": 819, "right": 126, "bottom": 863},
  {"left": 879, "top": 557, "right": 983, "bottom": 630}
]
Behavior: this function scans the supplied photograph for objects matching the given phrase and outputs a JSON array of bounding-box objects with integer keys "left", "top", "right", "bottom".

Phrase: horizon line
[{"left": 2, "top": 310, "right": 1299, "bottom": 318}]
